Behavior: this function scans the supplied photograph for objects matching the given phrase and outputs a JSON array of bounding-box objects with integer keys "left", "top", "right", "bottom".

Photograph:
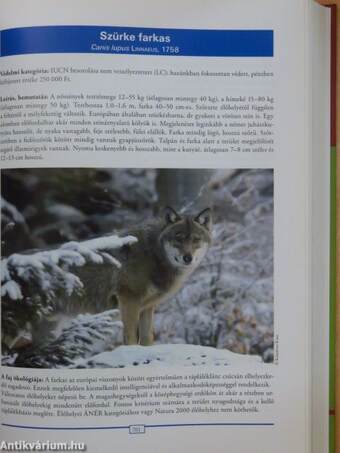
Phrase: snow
[
  {"left": 1, "top": 259, "right": 10, "bottom": 282},
  {"left": 54, "top": 309, "right": 123, "bottom": 361},
  {"left": 1, "top": 353, "right": 18, "bottom": 366},
  {"left": 1, "top": 279, "right": 23, "bottom": 300},
  {"left": 61, "top": 235, "right": 137, "bottom": 269},
  {"left": 1, "top": 234, "right": 138, "bottom": 301},
  {"left": 73, "top": 234, "right": 137, "bottom": 251},
  {"left": 6, "top": 310, "right": 123, "bottom": 368},
  {"left": 47, "top": 203, "right": 86, "bottom": 220},
  {"left": 73, "top": 344, "right": 262, "bottom": 369},
  {"left": 1, "top": 196, "right": 25, "bottom": 224}
]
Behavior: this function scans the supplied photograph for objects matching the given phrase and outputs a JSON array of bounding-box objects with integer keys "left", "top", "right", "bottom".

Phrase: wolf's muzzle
[{"left": 183, "top": 254, "right": 193, "bottom": 264}]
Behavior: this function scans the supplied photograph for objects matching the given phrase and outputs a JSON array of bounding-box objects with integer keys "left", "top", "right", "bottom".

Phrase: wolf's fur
[
  {"left": 117, "top": 207, "right": 212, "bottom": 345},
  {"left": 66, "top": 207, "right": 212, "bottom": 346}
]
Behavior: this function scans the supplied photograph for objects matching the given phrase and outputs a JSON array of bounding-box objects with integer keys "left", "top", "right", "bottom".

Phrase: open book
[{"left": 0, "top": 0, "right": 336, "bottom": 452}]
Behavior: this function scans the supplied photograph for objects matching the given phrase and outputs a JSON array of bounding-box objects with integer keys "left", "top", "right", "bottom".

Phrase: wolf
[
  {"left": 52, "top": 206, "right": 212, "bottom": 347},
  {"left": 116, "top": 206, "right": 212, "bottom": 345}
]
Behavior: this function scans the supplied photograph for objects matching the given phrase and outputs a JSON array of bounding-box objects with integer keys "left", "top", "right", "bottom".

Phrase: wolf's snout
[{"left": 183, "top": 254, "right": 192, "bottom": 264}]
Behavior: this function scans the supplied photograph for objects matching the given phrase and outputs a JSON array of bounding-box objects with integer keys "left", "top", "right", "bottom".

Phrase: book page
[{"left": 0, "top": 1, "right": 330, "bottom": 452}]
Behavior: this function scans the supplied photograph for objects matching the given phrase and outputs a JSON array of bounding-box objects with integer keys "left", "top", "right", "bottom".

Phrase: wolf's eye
[
  {"left": 193, "top": 236, "right": 201, "bottom": 243},
  {"left": 175, "top": 233, "right": 184, "bottom": 241}
]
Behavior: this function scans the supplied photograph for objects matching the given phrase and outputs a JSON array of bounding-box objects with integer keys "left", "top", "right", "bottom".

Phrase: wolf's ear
[
  {"left": 164, "top": 206, "right": 182, "bottom": 224},
  {"left": 194, "top": 208, "right": 212, "bottom": 230}
]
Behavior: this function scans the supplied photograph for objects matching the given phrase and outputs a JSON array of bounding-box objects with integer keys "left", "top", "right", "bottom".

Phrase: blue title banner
[{"left": 0, "top": 26, "right": 273, "bottom": 58}]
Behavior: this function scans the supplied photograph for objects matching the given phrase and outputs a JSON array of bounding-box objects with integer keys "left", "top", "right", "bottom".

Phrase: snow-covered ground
[{"left": 72, "top": 343, "right": 262, "bottom": 369}]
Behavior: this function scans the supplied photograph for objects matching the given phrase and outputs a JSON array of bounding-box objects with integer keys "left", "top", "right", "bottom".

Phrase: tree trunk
[{"left": 155, "top": 169, "right": 213, "bottom": 214}]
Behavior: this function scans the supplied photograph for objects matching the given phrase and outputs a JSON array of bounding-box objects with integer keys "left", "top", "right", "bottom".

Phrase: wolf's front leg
[
  {"left": 139, "top": 307, "right": 154, "bottom": 346},
  {"left": 119, "top": 301, "right": 139, "bottom": 345}
]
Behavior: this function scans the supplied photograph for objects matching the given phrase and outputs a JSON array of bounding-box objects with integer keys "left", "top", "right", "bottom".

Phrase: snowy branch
[
  {"left": 1, "top": 196, "right": 25, "bottom": 225},
  {"left": 1, "top": 234, "right": 137, "bottom": 353},
  {"left": 10, "top": 310, "right": 123, "bottom": 368},
  {"left": 1, "top": 234, "right": 137, "bottom": 301}
]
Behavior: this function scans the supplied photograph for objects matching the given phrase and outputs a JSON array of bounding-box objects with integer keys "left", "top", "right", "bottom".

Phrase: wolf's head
[{"left": 159, "top": 206, "right": 212, "bottom": 270}]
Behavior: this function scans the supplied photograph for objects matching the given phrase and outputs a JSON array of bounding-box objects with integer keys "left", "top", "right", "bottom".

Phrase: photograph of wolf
[{"left": 1, "top": 168, "right": 273, "bottom": 369}]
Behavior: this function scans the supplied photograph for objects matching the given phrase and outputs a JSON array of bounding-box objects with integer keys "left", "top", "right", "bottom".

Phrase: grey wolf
[
  {"left": 64, "top": 206, "right": 212, "bottom": 346},
  {"left": 117, "top": 206, "right": 212, "bottom": 345}
]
